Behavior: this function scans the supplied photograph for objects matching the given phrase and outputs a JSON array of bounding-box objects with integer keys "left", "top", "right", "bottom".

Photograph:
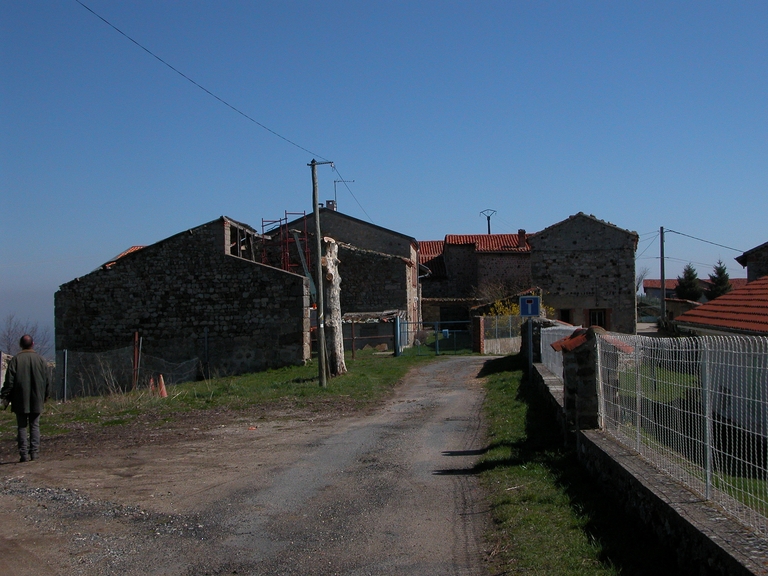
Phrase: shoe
[
  {"left": 30, "top": 453, "right": 38, "bottom": 461},
  {"left": 19, "top": 455, "right": 30, "bottom": 463}
]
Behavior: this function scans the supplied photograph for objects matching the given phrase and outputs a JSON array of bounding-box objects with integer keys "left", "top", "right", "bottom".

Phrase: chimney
[
  {"left": 326, "top": 200, "right": 337, "bottom": 211},
  {"left": 518, "top": 229, "right": 526, "bottom": 244}
]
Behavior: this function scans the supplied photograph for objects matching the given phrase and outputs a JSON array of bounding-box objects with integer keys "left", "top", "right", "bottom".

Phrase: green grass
[
  {"left": 0, "top": 349, "right": 434, "bottom": 437},
  {"left": 478, "top": 354, "right": 680, "bottom": 575}
]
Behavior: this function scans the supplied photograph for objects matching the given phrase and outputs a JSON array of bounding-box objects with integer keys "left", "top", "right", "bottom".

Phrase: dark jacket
[{"left": 1, "top": 349, "right": 51, "bottom": 414}]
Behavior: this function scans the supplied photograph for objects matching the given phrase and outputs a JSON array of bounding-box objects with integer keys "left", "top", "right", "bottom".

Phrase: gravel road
[{"left": 0, "top": 356, "right": 491, "bottom": 576}]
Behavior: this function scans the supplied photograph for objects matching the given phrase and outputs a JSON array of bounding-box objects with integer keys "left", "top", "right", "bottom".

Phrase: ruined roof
[{"left": 673, "top": 275, "right": 768, "bottom": 335}]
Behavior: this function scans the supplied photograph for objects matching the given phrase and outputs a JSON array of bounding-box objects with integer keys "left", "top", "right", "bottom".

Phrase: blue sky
[{"left": 2, "top": 1, "right": 767, "bottom": 336}]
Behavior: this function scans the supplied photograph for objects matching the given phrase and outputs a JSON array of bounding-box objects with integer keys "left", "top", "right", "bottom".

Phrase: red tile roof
[
  {"left": 419, "top": 240, "right": 444, "bottom": 258},
  {"left": 674, "top": 276, "right": 768, "bottom": 335},
  {"left": 643, "top": 278, "right": 748, "bottom": 291},
  {"left": 103, "top": 246, "right": 146, "bottom": 269},
  {"left": 644, "top": 279, "right": 678, "bottom": 290},
  {"left": 444, "top": 233, "right": 529, "bottom": 253}
]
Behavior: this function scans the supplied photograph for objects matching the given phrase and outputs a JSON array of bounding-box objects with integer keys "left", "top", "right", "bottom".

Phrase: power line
[
  {"left": 332, "top": 166, "right": 374, "bottom": 223},
  {"left": 634, "top": 233, "right": 658, "bottom": 260},
  {"left": 665, "top": 228, "right": 743, "bottom": 253},
  {"left": 74, "top": 0, "right": 329, "bottom": 161}
]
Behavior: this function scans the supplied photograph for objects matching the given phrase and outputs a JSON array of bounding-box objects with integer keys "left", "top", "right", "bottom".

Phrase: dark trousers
[{"left": 15, "top": 412, "right": 41, "bottom": 458}]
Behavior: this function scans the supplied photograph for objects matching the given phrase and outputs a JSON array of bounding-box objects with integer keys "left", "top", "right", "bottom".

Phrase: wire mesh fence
[
  {"left": 483, "top": 315, "right": 523, "bottom": 355},
  {"left": 541, "top": 325, "right": 581, "bottom": 381},
  {"left": 55, "top": 347, "right": 199, "bottom": 400},
  {"left": 597, "top": 333, "right": 768, "bottom": 536},
  {"left": 397, "top": 320, "right": 473, "bottom": 356}
]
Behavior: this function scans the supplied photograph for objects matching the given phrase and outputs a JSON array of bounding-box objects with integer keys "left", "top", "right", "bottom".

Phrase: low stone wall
[{"left": 530, "top": 362, "right": 768, "bottom": 575}]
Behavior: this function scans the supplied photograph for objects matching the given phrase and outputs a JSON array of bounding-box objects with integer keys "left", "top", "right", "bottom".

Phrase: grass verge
[
  {"left": 0, "top": 349, "right": 435, "bottom": 437},
  {"left": 478, "top": 353, "right": 679, "bottom": 576}
]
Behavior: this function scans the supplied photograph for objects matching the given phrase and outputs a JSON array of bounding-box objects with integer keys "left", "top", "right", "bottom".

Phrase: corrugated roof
[
  {"left": 674, "top": 275, "right": 768, "bottom": 335},
  {"left": 444, "top": 233, "right": 529, "bottom": 253}
]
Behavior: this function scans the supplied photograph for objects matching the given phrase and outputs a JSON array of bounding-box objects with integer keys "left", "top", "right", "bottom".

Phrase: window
[{"left": 588, "top": 309, "right": 608, "bottom": 329}]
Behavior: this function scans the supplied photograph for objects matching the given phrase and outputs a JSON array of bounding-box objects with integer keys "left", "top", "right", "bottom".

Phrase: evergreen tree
[
  {"left": 675, "top": 263, "right": 703, "bottom": 301},
  {"left": 705, "top": 259, "right": 732, "bottom": 301}
]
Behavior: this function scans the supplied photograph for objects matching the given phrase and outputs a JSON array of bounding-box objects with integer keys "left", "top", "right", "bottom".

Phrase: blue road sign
[{"left": 519, "top": 295, "right": 541, "bottom": 317}]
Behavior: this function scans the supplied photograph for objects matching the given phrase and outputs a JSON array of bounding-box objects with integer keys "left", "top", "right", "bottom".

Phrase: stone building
[
  {"left": 419, "top": 233, "right": 531, "bottom": 321},
  {"left": 528, "top": 213, "right": 638, "bottom": 333},
  {"left": 420, "top": 213, "right": 638, "bottom": 334},
  {"left": 55, "top": 216, "right": 310, "bottom": 376},
  {"left": 736, "top": 240, "right": 768, "bottom": 282},
  {"left": 263, "top": 207, "right": 420, "bottom": 325}
]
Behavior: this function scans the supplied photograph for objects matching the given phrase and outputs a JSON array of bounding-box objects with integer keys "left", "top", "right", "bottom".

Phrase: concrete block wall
[{"left": 55, "top": 218, "right": 310, "bottom": 376}]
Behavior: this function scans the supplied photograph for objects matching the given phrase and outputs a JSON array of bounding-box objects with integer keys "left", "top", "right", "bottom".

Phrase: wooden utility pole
[
  {"left": 660, "top": 226, "right": 666, "bottom": 325},
  {"left": 309, "top": 159, "right": 333, "bottom": 387}
]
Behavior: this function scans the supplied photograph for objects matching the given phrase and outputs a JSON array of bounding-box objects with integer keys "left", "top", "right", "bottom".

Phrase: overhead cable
[{"left": 74, "top": 0, "right": 330, "bottom": 162}]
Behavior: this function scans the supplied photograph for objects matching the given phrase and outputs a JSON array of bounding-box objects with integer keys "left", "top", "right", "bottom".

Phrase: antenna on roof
[
  {"left": 480, "top": 209, "right": 496, "bottom": 235},
  {"left": 333, "top": 179, "right": 355, "bottom": 208}
]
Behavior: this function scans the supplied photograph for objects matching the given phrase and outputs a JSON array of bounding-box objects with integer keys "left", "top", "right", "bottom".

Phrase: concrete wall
[
  {"left": 529, "top": 213, "right": 637, "bottom": 334},
  {"left": 55, "top": 217, "right": 310, "bottom": 376}
]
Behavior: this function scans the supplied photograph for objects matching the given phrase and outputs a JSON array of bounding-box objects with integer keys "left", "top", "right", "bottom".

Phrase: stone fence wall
[{"left": 530, "top": 329, "right": 768, "bottom": 575}]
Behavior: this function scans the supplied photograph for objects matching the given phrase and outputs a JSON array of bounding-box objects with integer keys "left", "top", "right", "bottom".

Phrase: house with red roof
[
  {"left": 420, "top": 213, "right": 639, "bottom": 333},
  {"left": 419, "top": 230, "right": 531, "bottom": 321},
  {"left": 672, "top": 275, "right": 768, "bottom": 336},
  {"left": 642, "top": 278, "right": 748, "bottom": 303}
]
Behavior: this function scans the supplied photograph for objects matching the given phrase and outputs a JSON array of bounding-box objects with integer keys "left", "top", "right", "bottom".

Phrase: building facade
[{"left": 55, "top": 217, "right": 310, "bottom": 376}]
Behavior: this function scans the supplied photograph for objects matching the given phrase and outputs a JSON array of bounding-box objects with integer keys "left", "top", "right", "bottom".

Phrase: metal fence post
[
  {"left": 434, "top": 322, "right": 440, "bottom": 356},
  {"left": 394, "top": 316, "right": 401, "bottom": 357},
  {"left": 635, "top": 338, "right": 642, "bottom": 452},
  {"left": 63, "top": 349, "right": 68, "bottom": 402},
  {"left": 701, "top": 340, "right": 713, "bottom": 500}
]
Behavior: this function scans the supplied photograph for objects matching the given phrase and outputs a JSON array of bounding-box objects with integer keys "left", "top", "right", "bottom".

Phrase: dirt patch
[{"left": 0, "top": 357, "right": 490, "bottom": 575}]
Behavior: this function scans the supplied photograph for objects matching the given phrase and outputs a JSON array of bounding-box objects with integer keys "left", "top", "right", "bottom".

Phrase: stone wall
[
  {"left": 55, "top": 217, "right": 310, "bottom": 376},
  {"left": 317, "top": 209, "right": 416, "bottom": 259},
  {"left": 476, "top": 252, "right": 531, "bottom": 294},
  {"left": 336, "top": 244, "right": 415, "bottom": 319},
  {"left": 529, "top": 213, "right": 637, "bottom": 334},
  {"left": 530, "top": 333, "right": 768, "bottom": 575}
]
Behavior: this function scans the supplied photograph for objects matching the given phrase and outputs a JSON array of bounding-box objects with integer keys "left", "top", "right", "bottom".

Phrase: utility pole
[
  {"left": 309, "top": 159, "right": 333, "bottom": 387},
  {"left": 333, "top": 179, "right": 354, "bottom": 206},
  {"left": 660, "top": 226, "right": 666, "bottom": 325},
  {"left": 480, "top": 209, "right": 496, "bottom": 234}
]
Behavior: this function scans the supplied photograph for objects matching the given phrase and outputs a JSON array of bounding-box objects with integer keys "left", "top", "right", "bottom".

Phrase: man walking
[{"left": 1, "top": 335, "right": 51, "bottom": 462}]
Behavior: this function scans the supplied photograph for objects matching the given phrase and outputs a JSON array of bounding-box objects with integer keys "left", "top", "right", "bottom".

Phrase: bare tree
[
  {"left": 635, "top": 266, "right": 650, "bottom": 295},
  {"left": 323, "top": 237, "right": 347, "bottom": 377},
  {"left": 472, "top": 280, "right": 526, "bottom": 306},
  {"left": 0, "top": 313, "right": 53, "bottom": 358}
]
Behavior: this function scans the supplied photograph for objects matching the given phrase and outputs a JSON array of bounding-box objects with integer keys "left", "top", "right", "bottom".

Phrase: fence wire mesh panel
[
  {"left": 55, "top": 348, "right": 199, "bottom": 400},
  {"left": 397, "top": 321, "right": 472, "bottom": 356},
  {"left": 483, "top": 315, "right": 523, "bottom": 355},
  {"left": 541, "top": 325, "right": 581, "bottom": 382},
  {"left": 597, "top": 333, "right": 768, "bottom": 536}
]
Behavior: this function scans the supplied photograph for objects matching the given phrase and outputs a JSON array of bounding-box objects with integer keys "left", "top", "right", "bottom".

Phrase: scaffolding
[{"left": 261, "top": 211, "right": 311, "bottom": 275}]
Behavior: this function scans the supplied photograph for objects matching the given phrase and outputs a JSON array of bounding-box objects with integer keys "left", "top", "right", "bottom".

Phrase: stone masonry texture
[{"left": 55, "top": 217, "right": 310, "bottom": 376}]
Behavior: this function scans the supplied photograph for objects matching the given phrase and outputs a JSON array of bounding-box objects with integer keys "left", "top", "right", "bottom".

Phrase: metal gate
[{"left": 394, "top": 320, "right": 473, "bottom": 356}]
